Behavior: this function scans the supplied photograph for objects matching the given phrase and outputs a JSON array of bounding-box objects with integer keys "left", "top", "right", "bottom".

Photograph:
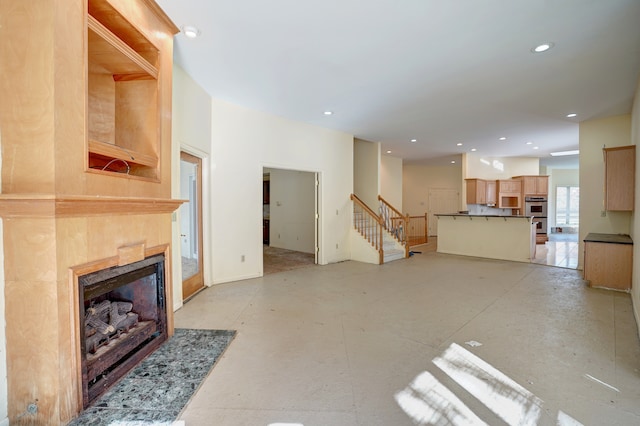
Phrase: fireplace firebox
[{"left": 78, "top": 254, "right": 167, "bottom": 407}]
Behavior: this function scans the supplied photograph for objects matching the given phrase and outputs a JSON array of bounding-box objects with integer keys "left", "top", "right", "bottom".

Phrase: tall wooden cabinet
[{"left": 604, "top": 145, "right": 635, "bottom": 211}]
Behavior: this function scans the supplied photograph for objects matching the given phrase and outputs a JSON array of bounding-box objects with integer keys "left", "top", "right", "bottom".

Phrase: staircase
[{"left": 350, "top": 194, "right": 408, "bottom": 265}]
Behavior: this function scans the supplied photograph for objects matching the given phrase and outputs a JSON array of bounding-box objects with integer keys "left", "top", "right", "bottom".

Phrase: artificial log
[{"left": 85, "top": 300, "right": 139, "bottom": 353}]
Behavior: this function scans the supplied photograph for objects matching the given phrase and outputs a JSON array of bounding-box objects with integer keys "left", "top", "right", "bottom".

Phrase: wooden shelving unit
[{"left": 87, "top": 2, "right": 160, "bottom": 180}]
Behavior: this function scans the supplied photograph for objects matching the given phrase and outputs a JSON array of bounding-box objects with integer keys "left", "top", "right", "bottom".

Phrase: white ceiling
[{"left": 156, "top": 0, "right": 640, "bottom": 168}]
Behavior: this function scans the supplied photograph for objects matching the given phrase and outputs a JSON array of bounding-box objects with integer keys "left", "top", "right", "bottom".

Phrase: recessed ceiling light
[
  {"left": 531, "top": 42, "right": 554, "bottom": 53},
  {"left": 410, "top": 139, "right": 417, "bottom": 143},
  {"left": 533, "top": 146, "right": 539, "bottom": 150},
  {"left": 566, "top": 113, "right": 577, "bottom": 118},
  {"left": 499, "top": 137, "right": 507, "bottom": 141},
  {"left": 550, "top": 150, "right": 579, "bottom": 156},
  {"left": 471, "top": 148, "right": 477, "bottom": 152},
  {"left": 526, "top": 141, "right": 533, "bottom": 145},
  {"left": 182, "top": 25, "right": 200, "bottom": 38},
  {"left": 451, "top": 160, "right": 456, "bottom": 164},
  {"left": 456, "top": 143, "right": 463, "bottom": 146},
  {"left": 323, "top": 111, "right": 333, "bottom": 116},
  {"left": 386, "top": 150, "right": 392, "bottom": 154}
]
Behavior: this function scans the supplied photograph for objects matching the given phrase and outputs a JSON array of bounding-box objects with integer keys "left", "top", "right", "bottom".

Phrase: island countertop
[
  {"left": 435, "top": 213, "right": 534, "bottom": 220},
  {"left": 435, "top": 214, "right": 536, "bottom": 262}
]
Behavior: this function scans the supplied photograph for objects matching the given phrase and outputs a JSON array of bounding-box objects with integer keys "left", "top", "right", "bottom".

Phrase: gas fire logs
[{"left": 85, "top": 300, "right": 139, "bottom": 353}]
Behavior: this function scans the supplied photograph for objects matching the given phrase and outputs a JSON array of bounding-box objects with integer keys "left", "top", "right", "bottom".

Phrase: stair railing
[
  {"left": 406, "top": 213, "right": 428, "bottom": 247},
  {"left": 350, "top": 194, "right": 384, "bottom": 264},
  {"left": 378, "top": 195, "right": 410, "bottom": 258}
]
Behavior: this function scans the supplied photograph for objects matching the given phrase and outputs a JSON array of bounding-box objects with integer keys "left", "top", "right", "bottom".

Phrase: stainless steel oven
[
  {"left": 534, "top": 217, "right": 547, "bottom": 234},
  {"left": 525, "top": 196, "right": 548, "bottom": 234},
  {"left": 525, "top": 196, "right": 548, "bottom": 217}
]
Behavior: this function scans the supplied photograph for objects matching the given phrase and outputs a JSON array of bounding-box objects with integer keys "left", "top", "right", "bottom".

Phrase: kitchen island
[{"left": 435, "top": 214, "right": 536, "bottom": 263}]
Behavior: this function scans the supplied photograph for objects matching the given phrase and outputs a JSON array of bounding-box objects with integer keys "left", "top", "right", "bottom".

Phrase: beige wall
[
  {"left": 353, "top": 138, "right": 380, "bottom": 209},
  {"left": 579, "top": 114, "right": 632, "bottom": 269},
  {"left": 464, "top": 153, "right": 540, "bottom": 180},
  {"left": 267, "top": 168, "right": 316, "bottom": 254},
  {"left": 403, "top": 163, "right": 462, "bottom": 216},
  {"left": 210, "top": 99, "right": 354, "bottom": 283},
  {"left": 171, "top": 65, "right": 212, "bottom": 311},
  {"left": 380, "top": 155, "right": 403, "bottom": 210}
]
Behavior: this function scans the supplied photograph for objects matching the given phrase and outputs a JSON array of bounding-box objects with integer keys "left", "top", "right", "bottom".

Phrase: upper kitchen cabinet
[
  {"left": 514, "top": 176, "right": 549, "bottom": 196},
  {"left": 497, "top": 179, "right": 522, "bottom": 209},
  {"left": 465, "top": 179, "right": 497, "bottom": 206},
  {"left": 465, "top": 179, "right": 486, "bottom": 205},
  {"left": 87, "top": 0, "right": 177, "bottom": 181},
  {"left": 604, "top": 145, "right": 635, "bottom": 211}
]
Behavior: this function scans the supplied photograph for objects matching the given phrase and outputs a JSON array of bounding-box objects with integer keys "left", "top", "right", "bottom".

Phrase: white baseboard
[{"left": 0, "top": 417, "right": 9, "bottom": 426}]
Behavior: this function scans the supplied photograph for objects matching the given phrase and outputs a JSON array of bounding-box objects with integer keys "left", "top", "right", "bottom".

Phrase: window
[{"left": 556, "top": 186, "right": 579, "bottom": 225}]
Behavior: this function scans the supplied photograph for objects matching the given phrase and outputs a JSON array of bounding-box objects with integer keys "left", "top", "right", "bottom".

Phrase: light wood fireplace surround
[{"left": 0, "top": 1, "right": 181, "bottom": 424}]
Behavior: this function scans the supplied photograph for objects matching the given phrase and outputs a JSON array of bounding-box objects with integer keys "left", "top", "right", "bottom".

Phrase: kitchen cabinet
[
  {"left": 584, "top": 233, "right": 633, "bottom": 290},
  {"left": 514, "top": 176, "right": 549, "bottom": 196},
  {"left": 465, "top": 179, "right": 486, "bottom": 204},
  {"left": 497, "top": 179, "right": 522, "bottom": 209},
  {"left": 465, "top": 179, "right": 497, "bottom": 206},
  {"left": 486, "top": 180, "right": 497, "bottom": 205},
  {"left": 604, "top": 145, "right": 635, "bottom": 211}
]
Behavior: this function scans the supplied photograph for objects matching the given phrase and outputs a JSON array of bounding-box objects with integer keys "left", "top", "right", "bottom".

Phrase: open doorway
[
  {"left": 263, "top": 168, "right": 318, "bottom": 275},
  {"left": 531, "top": 184, "right": 579, "bottom": 269},
  {"left": 180, "top": 152, "right": 204, "bottom": 299}
]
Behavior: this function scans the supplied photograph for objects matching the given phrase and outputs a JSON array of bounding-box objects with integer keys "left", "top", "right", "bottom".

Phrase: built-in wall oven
[{"left": 525, "top": 196, "right": 548, "bottom": 234}]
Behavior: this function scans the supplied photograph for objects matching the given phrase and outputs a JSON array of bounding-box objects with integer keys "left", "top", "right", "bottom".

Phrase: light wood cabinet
[
  {"left": 465, "top": 179, "right": 497, "bottom": 206},
  {"left": 514, "top": 176, "right": 549, "bottom": 196},
  {"left": 604, "top": 145, "right": 635, "bottom": 211},
  {"left": 486, "top": 180, "right": 497, "bottom": 205},
  {"left": 584, "top": 233, "right": 633, "bottom": 290},
  {"left": 497, "top": 179, "right": 522, "bottom": 208},
  {"left": 465, "top": 179, "right": 486, "bottom": 204}
]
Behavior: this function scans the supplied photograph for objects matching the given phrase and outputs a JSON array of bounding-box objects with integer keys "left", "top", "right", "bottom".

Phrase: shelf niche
[{"left": 87, "top": 7, "right": 160, "bottom": 180}]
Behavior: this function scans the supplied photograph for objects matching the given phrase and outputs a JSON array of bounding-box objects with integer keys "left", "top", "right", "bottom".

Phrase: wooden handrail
[
  {"left": 351, "top": 194, "right": 382, "bottom": 224},
  {"left": 378, "top": 195, "right": 404, "bottom": 220}
]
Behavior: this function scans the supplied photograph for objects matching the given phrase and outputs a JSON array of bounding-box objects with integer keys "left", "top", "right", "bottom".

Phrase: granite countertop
[{"left": 584, "top": 233, "right": 633, "bottom": 244}]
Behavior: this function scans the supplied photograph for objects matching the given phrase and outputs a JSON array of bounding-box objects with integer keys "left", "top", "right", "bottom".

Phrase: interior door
[
  {"left": 428, "top": 188, "right": 459, "bottom": 236},
  {"left": 180, "top": 152, "right": 204, "bottom": 300}
]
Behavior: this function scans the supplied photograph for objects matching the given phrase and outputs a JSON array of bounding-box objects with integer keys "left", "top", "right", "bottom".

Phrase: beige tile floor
[
  {"left": 175, "top": 249, "right": 640, "bottom": 425},
  {"left": 532, "top": 233, "right": 580, "bottom": 269}
]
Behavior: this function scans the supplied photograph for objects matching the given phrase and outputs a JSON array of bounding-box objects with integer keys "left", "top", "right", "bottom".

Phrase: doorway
[
  {"left": 180, "top": 152, "right": 204, "bottom": 299},
  {"left": 263, "top": 168, "right": 319, "bottom": 274}
]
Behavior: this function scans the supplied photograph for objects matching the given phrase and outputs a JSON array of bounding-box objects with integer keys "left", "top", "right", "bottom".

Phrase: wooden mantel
[{"left": 0, "top": 195, "right": 185, "bottom": 218}]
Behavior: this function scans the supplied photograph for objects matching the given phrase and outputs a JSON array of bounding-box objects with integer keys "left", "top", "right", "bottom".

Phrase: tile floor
[
  {"left": 531, "top": 233, "right": 580, "bottom": 269},
  {"left": 175, "top": 248, "right": 640, "bottom": 425}
]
